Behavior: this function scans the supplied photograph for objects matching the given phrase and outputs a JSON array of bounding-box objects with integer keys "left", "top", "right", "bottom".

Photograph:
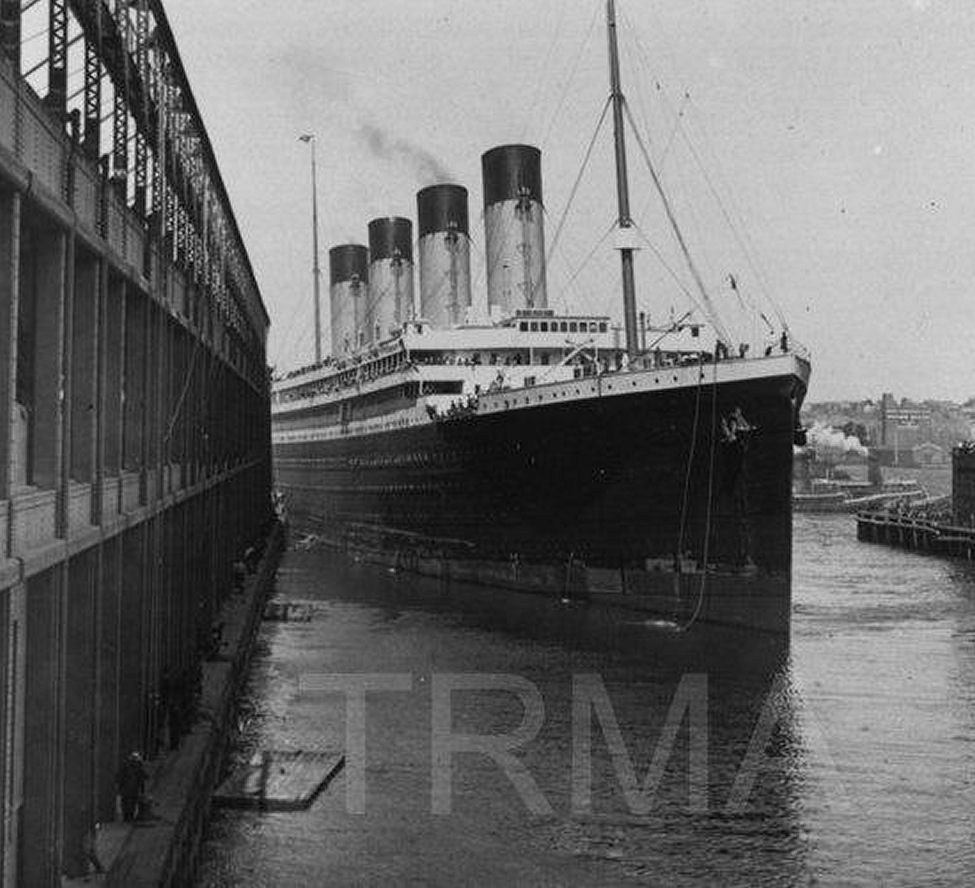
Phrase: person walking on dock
[
  {"left": 116, "top": 751, "right": 148, "bottom": 822},
  {"left": 83, "top": 822, "right": 105, "bottom": 874}
]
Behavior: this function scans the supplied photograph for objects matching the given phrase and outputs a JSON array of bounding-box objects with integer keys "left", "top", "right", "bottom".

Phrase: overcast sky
[{"left": 163, "top": 0, "right": 975, "bottom": 403}]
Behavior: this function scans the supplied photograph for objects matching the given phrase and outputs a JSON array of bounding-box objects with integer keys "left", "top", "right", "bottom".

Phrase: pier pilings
[{"left": 856, "top": 511, "right": 975, "bottom": 560}]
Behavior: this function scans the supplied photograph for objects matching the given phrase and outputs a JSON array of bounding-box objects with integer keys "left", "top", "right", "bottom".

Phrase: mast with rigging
[{"left": 606, "top": 0, "right": 639, "bottom": 361}]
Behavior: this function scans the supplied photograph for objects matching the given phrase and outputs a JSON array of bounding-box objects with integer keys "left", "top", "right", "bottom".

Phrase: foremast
[{"left": 606, "top": 0, "right": 639, "bottom": 361}]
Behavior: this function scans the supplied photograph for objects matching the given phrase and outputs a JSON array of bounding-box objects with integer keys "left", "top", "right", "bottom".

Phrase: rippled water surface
[{"left": 197, "top": 515, "right": 975, "bottom": 886}]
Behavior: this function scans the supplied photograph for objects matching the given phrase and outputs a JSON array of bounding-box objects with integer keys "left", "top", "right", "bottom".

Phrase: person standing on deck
[{"left": 116, "top": 751, "right": 148, "bottom": 821}]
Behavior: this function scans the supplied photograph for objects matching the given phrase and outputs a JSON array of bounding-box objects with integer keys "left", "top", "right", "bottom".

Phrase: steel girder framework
[{"left": 1, "top": 0, "right": 268, "bottom": 358}]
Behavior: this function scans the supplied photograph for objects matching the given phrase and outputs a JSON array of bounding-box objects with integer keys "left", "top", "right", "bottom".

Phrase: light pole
[{"left": 299, "top": 133, "right": 322, "bottom": 363}]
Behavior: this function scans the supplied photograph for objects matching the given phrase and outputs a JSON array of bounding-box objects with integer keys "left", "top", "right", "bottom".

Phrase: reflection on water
[{"left": 197, "top": 516, "right": 975, "bottom": 886}]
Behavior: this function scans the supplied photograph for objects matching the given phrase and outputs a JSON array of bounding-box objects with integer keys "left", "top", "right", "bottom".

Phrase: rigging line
[
  {"left": 665, "top": 144, "right": 720, "bottom": 306},
  {"left": 637, "top": 0, "right": 686, "bottom": 91},
  {"left": 675, "top": 353, "right": 705, "bottom": 573},
  {"left": 519, "top": 0, "right": 569, "bottom": 142},
  {"left": 726, "top": 265, "right": 763, "bottom": 321},
  {"left": 634, "top": 90, "right": 689, "bottom": 226},
  {"left": 675, "top": 98, "right": 772, "bottom": 277},
  {"left": 679, "top": 357, "right": 719, "bottom": 632},
  {"left": 647, "top": 309, "right": 695, "bottom": 351},
  {"left": 275, "top": 295, "right": 319, "bottom": 365},
  {"left": 675, "top": 97, "right": 787, "bottom": 327},
  {"left": 616, "top": 21, "right": 695, "bottom": 240},
  {"left": 621, "top": 3, "right": 685, "bottom": 136},
  {"left": 622, "top": 98, "right": 731, "bottom": 346},
  {"left": 629, "top": 222, "right": 698, "bottom": 308},
  {"left": 618, "top": 11, "right": 702, "bottom": 219},
  {"left": 658, "top": 91, "right": 690, "bottom": 172},
  {"left": 620, "top": 4, "right": 784, "bottom": 330},
  {"left": 621, "top": 64, "right": 723, "bottom": 299},
  {"left": 618, "top": 10, "right": 658, "bottom": 156},
  {"left": 539, "top": 0, "right": 601, "bottom": 149},
  {"left": 545, "top": 95, "right": 612, "bottom": 268},
  {"left": 559, "top": 218, "right": 616, "bottom": 296},
  {"left": 548, "top": 217, "right": 595, "bottom": 309},
  {"left": 680, "top": 112, "right": 782, "bottom": 326}
]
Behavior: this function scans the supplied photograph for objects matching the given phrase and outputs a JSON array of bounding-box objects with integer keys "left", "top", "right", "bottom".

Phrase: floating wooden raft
[
  {"left": 262, "top": 600, "right": 314, "bottom": 622},
  {"left": 213, "top": 749, "right": 344, "bottom": 811}
]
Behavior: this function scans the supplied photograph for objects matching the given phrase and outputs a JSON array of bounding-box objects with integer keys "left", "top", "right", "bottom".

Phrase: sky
[{"left": 162, "top": 0, "right": 975, "bottom": 403}]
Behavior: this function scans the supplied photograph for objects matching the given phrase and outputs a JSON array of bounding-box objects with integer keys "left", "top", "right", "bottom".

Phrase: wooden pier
[{"left": 856, "top": 511, "right": 975, "bottom": 559}]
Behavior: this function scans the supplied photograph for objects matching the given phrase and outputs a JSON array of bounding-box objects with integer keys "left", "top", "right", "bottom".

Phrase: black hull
[{"left": 274, "top": 369, "right": 805, "bottom": 633}]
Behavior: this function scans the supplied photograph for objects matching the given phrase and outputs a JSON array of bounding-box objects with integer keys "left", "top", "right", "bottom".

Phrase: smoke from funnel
[
  {"left": 807, "top": 422, "right": 868, "bottom": 456},
  {"left": 357, "top": 122, "right": 453, "bottom": 186}
]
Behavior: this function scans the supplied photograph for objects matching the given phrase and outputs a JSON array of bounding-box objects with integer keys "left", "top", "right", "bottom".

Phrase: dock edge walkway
[{"left": 97, "top": 520, "right": 284, "bottom": 887}]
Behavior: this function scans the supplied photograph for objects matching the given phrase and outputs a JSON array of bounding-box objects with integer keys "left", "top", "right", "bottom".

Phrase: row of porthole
[
  {"left": 493, "top": 369, "right": 707, "bottom": 411},
  {"left": 328, "top": 414, "right": 417, "bottom": 439},
  {"left": 350, "top": 451, "right": 458, "bottom": 469},
  {"left": 500, "top": 385, "right": 595, "bottom": 410}
]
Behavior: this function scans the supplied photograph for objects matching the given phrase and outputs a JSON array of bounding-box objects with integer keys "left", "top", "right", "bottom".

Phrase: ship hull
[{"left": 274, "top": 365, "right": 806, "bottom": 633}]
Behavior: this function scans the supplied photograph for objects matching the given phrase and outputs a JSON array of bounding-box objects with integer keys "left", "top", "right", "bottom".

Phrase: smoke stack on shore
[
  {"left": 329, "top": 244, "right": 369, "bottom": 355},
  {"left": 367, "top": 217, "right": 414, "bottom": 341},
  {"left": 482, "top": 144, "right": 547, "bottom": 317},
  {"left": 416, "top": 184, "right": 471, "bottom": 327}
]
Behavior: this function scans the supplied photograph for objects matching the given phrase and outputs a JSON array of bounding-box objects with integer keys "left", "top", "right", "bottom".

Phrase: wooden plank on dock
[{"left": 213, "top": 749, "right": 344, "bottom": 811}]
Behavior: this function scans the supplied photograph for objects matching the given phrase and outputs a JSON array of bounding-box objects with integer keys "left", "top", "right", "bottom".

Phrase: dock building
[{"left": 0, "top": 3, "right": 271, "bottom": 883}]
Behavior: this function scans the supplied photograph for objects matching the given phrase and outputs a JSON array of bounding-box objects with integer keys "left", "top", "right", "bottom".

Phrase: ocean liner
[{"left": 272, "top": 1, "right": 810, "bottom": 633}]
